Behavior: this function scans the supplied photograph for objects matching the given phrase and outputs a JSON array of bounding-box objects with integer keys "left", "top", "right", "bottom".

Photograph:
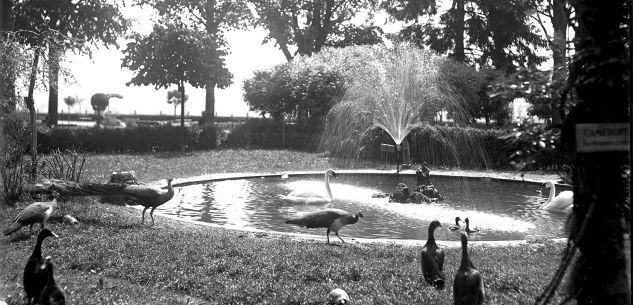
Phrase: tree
[
  {"left": 250, "top": 0, "right": 381, "bottom": 61},
  {"left": 90, "top": 93, "right": 122, "bottom": 127},
  {"left": 62, "top": 95, "right": 79, "bottom": 120},
  {"left": 122, "top": 23, "right": 230, "bottom": 146},
  {"left": 10, "top": 0, "right": 128, "bottom": 126},
  {"left": 143, "top": 0, "right": 251, "bottom": 124},
  {"left": 166, "top": 89, "right": 189, "bottom": 120},
  {"left": 556, "top": 1, "right": 630, "bottom": 304},
  {"left": 385, "top": 0, "right": 547, "bottom": 72}
]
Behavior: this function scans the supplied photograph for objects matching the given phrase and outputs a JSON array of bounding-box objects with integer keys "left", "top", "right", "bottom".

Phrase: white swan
[
  {"left": 282, "top": 169, "right": 337, "bottom": 204},
  {"left": 540, "top": 181, "right": 573, "bottom": 212}
]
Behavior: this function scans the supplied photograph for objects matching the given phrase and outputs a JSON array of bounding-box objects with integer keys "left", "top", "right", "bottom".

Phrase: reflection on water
[{"left": 157, "top": 174, "right": 569, "bottom": 241}]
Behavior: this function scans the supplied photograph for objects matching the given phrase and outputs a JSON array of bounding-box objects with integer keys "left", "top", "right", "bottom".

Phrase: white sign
[{"left": 576, "top": 123, "right": 630, "bottom": 153}]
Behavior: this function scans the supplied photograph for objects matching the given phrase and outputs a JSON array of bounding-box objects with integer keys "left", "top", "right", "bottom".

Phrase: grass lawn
[{"left": 1, "top": 149, "right": 574, "bottom": 304}]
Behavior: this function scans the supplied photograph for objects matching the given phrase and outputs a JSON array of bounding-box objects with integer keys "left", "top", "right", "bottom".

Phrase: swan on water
[
  {"left": 282, "top": 169, "right": 338, "bottom": 204},
  {"left": 540, "top": 181, "right": 573, "bottom": 212}
]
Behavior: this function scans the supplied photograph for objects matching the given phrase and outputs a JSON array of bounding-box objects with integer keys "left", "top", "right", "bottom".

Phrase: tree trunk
[
  {"left": 26, "top": 47, "right": 41, "bottom": 182},
  {"left": 453, "top": 0, "right": 465, "bottom": 62},
  {"left": 550, "top": 0, "right": 569, "bottom": 126},
  {"left": 47, "top": 45, "right": 60, "bottom": 126},
  {"left": 179, "top": 83, "right": 185, "bottom": 148},
  {"left": 204, "top": 85, "right": 215, "bottom": 124},
  {"left": 561, "top": 1, "right": 631, "bottom": 304}
]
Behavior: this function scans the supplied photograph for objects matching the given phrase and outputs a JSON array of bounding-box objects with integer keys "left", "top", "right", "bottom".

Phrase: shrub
[
  {"left": 222, "top": 119, "right": 321, "bottom": 151},
  {"left": 37, "top": 125, "right": 217, "bottom": 153}
]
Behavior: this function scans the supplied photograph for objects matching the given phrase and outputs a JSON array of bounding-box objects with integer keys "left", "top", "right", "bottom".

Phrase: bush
[
  {"left": 37, "top": 125, "right": 218, "bottom": 153},
  {"left": 222, "top": 119, "right": 321, "bottom": 151}
]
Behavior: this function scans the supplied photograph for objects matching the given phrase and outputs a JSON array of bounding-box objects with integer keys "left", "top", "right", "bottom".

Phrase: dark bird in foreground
[
  {"left": 4, "top": 193, "right": 59, "bottom": 236},
  {"left": 421, "top": 220, "right": 445, "bottom": 289},
  {"left": 123, "top": 178, "right": 174, "bottom": 225},
  {"left": 39, "top": 256, "right": 66, "bottom": 305},
  {"left": 24, "top": 229, "right": 58, "bottom": 304},
  {"left": 464, "top": 218, "right": 479, "bottom": 234},
  {"left": 285, "top": 208, "right": 363, "bottom": 244},
  {"left": 448, "top": 217, "right": 462, "bottom": 231},
  {"left": 453, "top": 232, "right": 485, "bottom": 305}
]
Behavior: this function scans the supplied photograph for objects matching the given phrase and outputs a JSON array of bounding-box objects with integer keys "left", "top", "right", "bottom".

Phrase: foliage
[
  {"left": 243, "top": 63, "right": 344, "bottom": 124},
  {"left": 167, "top": 90, "right": 188, "bottom": 106},
  {"left": 63, "top": 95, "right": 78, "bottom": 108},
  {"left": 90, "top": 93, "right": 123, "bottom": 126},
  {"left": 250, "top": 0, "right": 381, "bottom": 60},
  {"left": 37, "top": 125, "right": 218, "bottom": 153},
  {"left": 498, "top": 122, "right": 569, "bottom": 172},
  {"left": 487, "top": 67, "right": 576, "bottom": 122},
  {"left": 222, "top": 119, "right": 322, "bottom": 151},
  {"left": 0, "top": 158, "right": 24, "bottom": 206},
  {"left": 123, "top": 24, "right": 231, "bottom": 91},
  {"left": 385, "top": 0, "right": 547, "bottom": 71},
  {"left": 39, "top": 148, "right": 86, "bottom": 182},
  {"left": 244, "top": 44, "right": 486, "bottom": 126}
]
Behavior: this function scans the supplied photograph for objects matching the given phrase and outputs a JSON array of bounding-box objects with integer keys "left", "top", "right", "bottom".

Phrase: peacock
[
  {"left": 285, "top": 208, "right": 363, "bottom": 244},
  {"left": 4, "top": 193, "right": 59, "bottom": 236},
  {"left": 123, "top": 178, "right": 174, "bottom": 225}
]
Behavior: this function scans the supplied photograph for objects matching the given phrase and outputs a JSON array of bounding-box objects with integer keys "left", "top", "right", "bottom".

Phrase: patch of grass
[{"left": 1, "top": 149, "right": 572, "bottom": 304}]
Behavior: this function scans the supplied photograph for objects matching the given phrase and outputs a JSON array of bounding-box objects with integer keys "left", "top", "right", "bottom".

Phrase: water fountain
[{"left": 320, "top": 43, "right": 482, "bottom": 178}]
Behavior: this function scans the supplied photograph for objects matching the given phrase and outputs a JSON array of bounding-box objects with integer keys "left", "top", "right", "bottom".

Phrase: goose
[
  {"left": 285, "top": 208, "right": 363, "bottom": 244},
  {"left": 24, "top": 229, "right": 58, "bottom": 304},
  {"left": 540, "top": 181, "right": 573, "bottom": 212},
  {"left": 453, "top": 232, "right": 485, "bottom": 305},
  {"left": 448, "top": 217, "right": 462, "bottom": 231},
  {"left": 282, "top": 169, "right": 337, "bottom": 204},
  {"left": 4, "top": 193, "right": 59, "bottom": 236},
  {"left": 464, "top": 218, "right": 479, "bottom": 234},
  {"left": 420, "top": 220, "right": 445, "bottom": 289},
  {"left": 123, "top": 178, "right": 174, "bottom": 225},
  {"left": 39, "top": 256, "right": 65, "bottom": 305}
]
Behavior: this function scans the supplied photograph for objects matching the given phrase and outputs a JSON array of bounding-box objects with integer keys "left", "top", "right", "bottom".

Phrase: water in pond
[{"left": 159, "top": 174, "right": 569, "bottom": 241}]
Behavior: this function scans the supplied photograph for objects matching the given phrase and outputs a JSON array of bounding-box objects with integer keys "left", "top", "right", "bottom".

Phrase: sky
[{"left": 32, "top": 6, "right": 289, "bottom": 118}]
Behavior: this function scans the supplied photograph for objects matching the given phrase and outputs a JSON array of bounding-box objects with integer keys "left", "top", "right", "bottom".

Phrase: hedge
[{"left": 37, "top": 125, "right": 218, "bottom": 153}]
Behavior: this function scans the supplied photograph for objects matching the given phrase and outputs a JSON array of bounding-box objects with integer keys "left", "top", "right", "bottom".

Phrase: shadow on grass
[{"left": 5, "top": 232, "right": 34, "bottom": 242}]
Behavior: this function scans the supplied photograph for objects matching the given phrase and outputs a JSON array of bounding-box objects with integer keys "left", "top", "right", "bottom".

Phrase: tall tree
[
  {"left": 144, "top": 0, "right": 251, "bottom": 124},
  {"left": 251, "top": 0, "right": 380, "bottom": 61},
  {"left": 385, "top": 0, "right": 547, "bottom": 72},
  {"left": 557, "top": 1, "right": 630, "bottom": 304},
  {"left": 122, "top": 23, "right": 230, "bottom": 146},
  {"left": 10, "top": 0, "right": 128, "bottom": 126},
  {"left": 529, "top": 0, "right": 573, "bottom": 125}
]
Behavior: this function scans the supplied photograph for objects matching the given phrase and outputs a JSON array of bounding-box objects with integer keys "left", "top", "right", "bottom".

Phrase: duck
[
  {"left": 453, "top": 232, "right": 485, "bottom": 305},
  {"left": 4, "top": 193, "right": 59, "bottom": 236},
  {"left": 24, "top": 228, "right": 58, "bottom": 304},
  {"left": 285, "top": 208, "right": 363, "bottom": 244},
  {"left": 39, "top": 256, "right": 66, "bottom": 305},
  {"left": 464, "top": 218, "right": 479, "bottom": 234},
  {"left": 123, "top": 178, "right": 174, "bottom": 225},
  {"left": 282, "top": 169, "right": 337, "bottom": 204},
  {"left": 420, "top": 220, "right": 445, "bottom": 289},
  {"left": 448, "top": 217, "right": 462, "bottom": 231},
  {"left": 540, "top": 181, "right": 573, "bottom": 212}
]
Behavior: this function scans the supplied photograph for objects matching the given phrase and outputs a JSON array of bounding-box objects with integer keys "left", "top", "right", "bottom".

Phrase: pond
[{"left": 157, "top": 173, "right": 570, "bottom": 242}]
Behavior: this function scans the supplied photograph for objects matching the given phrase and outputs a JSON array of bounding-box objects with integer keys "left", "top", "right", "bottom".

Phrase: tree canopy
[{"left": 250, "top": 0, "right": 382, "bottom": 61}]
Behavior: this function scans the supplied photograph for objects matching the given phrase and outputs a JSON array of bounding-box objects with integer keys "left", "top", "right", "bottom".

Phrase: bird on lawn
[
  {"left": 421, "top": 220, "right": 445, "bottom": 289},
  {"left": 4, "top": 193, "right": 59, "bottom": 236},
  {"left": 540, "top": 181, "right": 573, "bottom": 212},
  {"left": 282, "top": 169, "right": 338, "bottom": 204},
  {"left": 453, "top": 232, "right": 485, "bottom": 305},
  {"left": 123, "top": 178, "right": 174, "bottom": 225},
  {"left": 448, "top": 217, "right": 462, "bottom": 231},
  {"left": 285, "top": 208, "right": 363, "bottom": 244},
  {"left": 39, "top": 256, "right": 65, "bottom": 305},
  {"left": 24, "top": 228, "right": 58, "bottom": 305},
  {"left": 327, "top": 288, "right": 350, "bottom": 304},
  {"left": 464, "top": 218, "right": 479, "bottom": 234}
]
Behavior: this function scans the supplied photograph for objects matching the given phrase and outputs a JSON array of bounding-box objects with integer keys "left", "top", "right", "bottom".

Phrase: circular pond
[{"left": 157, "top": 172, "right": 570, "bottom": 242}]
